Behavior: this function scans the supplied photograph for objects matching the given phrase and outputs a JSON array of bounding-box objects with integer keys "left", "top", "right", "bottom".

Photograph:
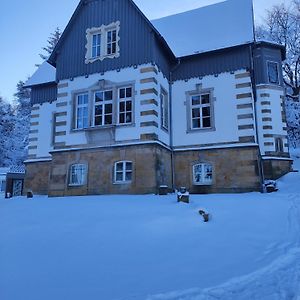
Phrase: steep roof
[
  {"left": 25, "top": 62, "right": 56, "bottom": 88},
  {"left": 48, "top": 0, "right": 175, "bottom": 67},
  {"left": 151, "top": 0, "right": 255, "bottom": 57}
]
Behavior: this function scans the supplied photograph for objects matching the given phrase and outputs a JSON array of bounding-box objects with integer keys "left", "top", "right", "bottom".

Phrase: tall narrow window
[
  {"left": 107, "top": 29, "right": 117, "bottom": 55},
  {"left": 275, "top": 137, "right": 284, "bottom": 153},
  {"left": 69, "top": 164, "right": 87, "bottom": 186},
  {"left": 267, "top": 61, "right": 279, "bottom": 85},
  {"left": 118, "top": 87, "right": 133, "bottom": 125},
  {"left": 94, "top": 90, "right": 113, "bottom": 126},
  {"left": 114, "top": 161, "right": 133, "bottom": 183},
  {"left": 160, "top": 89, "right": 169, "bottom": 130},
  {"left": 191, "top": 94, "right": 211, "bottom": 129},
  {"left": 76, "top": 94, "right": 89, "bottom": 129},
  {"left": 193, "top": 163, "right": 213, "bottom": 185},
  {"left": 92, "top": 33, "right": 101, "bottom": 58}
]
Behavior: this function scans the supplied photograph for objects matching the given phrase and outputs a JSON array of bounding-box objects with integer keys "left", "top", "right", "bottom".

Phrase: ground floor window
[
  {"left": 0, "top": 179, "right": 6, "bottom": 192},
  {"left": 69, "top": 164, "right": 87, "bottom": 186},
  {"left": 114, "top": 161, "right": 133, "bottom": 183},
  {"left": 193, "top": 163, "right": 213, "bottom": 185}
]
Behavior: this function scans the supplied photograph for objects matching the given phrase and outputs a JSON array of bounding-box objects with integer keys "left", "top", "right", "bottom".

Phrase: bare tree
[{"left": 257, "top": 0, "right": 300, "bottom": 101}]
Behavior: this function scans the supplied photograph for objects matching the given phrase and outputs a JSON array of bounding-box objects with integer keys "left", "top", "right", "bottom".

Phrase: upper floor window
[
  {"left": 193, "top": 163, "right": 213, "bottom": 185},
  {"left": 191, "top": 93, "right": 212, "bottom": 130},
  {"left": 94, "top": 90, "right": 113, "bottom": 126},
  {"left": 76, "top": 94, "right": 89, "bottom": 129},
  {"left": 160, "top": 88, "right": 169, "bottom": 131},
  {"left": 275, "top": 137, "right": 284, "bottom": 153},
  {"left": 107, "top": 29, "right": 117, "bottom": 55},
  {"left": 92, "top": 33, "right": 101, "bottom": 58},
  {"left": 118, "top": 87, "right": 133, "bottom": 125},
  {"left": 114, "top": 161, "right": 133, "bottom": 184},
  {"left": 267, "top": 61, "right": 279, "bottom": 85},
  {"left": 85, "top": 21, "right": 120, "bottom": 64},
  {"left": 69, "top": 164, "right": 87, "bottom": 186}
]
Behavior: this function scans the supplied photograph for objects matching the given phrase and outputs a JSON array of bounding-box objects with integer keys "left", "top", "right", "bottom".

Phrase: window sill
[
  {"left": 113, "top": 181, "right": 132, "bottom": 185},
  {"left": 85, "top": 53, "right": 120, "bottom": 64},
  {"left": 68, "top": 184, "right": 86, "bottom": 188},
  {"left": 193, "top": 183, "right": 213, "bottom": 186},
  {"left": 187, "top": 127, "right": 216, "bottom": 134},
  {"left": 71, "top": 123, "right": 135, "bottom": 133}
]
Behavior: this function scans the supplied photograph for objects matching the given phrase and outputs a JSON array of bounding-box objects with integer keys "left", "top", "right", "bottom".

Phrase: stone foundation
[
  {"left": 263, "top": 159, "right": 293, "bottom": 180},
  {"left": 48, "top": 144, "right": 172, "bottom": 197},
  {"left": 24, "top": 144, "right": 294, "bottom": 196},
  {"left": 24, "top": 161, "right": 51, "bottom": 195},
  {"left": 174, "top": 146, "right": 261, "bottom": 193}
]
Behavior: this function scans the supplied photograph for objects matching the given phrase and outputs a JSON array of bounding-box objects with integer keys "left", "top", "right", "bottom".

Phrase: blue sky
[{"left": 0, "top": 0, "right": 288, "bottom": 102}]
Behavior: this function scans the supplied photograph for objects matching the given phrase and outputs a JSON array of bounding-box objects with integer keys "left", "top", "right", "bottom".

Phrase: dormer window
[
  {"left": 92, "top": 33, "right": 101, "bottom": 58},
  {"left": 85, "top": 21, "right": 120, "bottom": 64}
]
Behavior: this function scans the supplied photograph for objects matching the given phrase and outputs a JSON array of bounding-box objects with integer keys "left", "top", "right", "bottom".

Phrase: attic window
[{"left": 85, "top": 21, "right": 120, "bottom": 64}]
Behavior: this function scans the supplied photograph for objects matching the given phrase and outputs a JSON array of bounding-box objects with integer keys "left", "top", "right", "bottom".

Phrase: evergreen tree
[
  {"left": 0, "top": 96, "right": 15, "bottom": 167},
  {"left": 12, "top": 81, "right": 31, "bottom": 165},
  {"left": 37, "top": 27, "right": 62, "bottom": 66}
]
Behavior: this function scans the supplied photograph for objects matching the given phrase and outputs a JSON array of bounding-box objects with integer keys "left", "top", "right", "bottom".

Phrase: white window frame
[
  {"left": 93, "top": 90, "right": 113, "bottom": 127},
  {"left": 118, "top": 87, "right": 133, "bottom": 125},
  {"left": 190, "top": 93, "right": 212, "bottom": 130},
  {"left": 114, "top": 161, "right": 133, "bottom": 184},
  {"left": 69, "top": 164, "right": 87, "bottom": 186},
  {"left": 85, "top": 21, "right": 120, "bottom": 64},
  {"left": 267, "top": 61, "right": 280, "bottom": 85},
  {"left": 75, "top": 93, "right": 89, "bottom": 130},
  {"left": 160, "top": 88, "right": 169, "bottom": 131},
  {"left": 193, "top": 163, "right": 213, "bottom": 186},
  {"left": 91, "top": 33, "right": 101, "bottom": 59}
]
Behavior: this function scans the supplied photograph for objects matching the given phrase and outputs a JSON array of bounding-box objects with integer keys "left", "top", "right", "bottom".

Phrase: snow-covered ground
[{"left": 1, "top": 153, "right": 300, "bottom": 300}]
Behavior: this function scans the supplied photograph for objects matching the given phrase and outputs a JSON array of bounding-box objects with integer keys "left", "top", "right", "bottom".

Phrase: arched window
[
  {"left": 69, "top": 164, "right": 87, "bottom": 186},
  {"left": 193, "top": 163, "right": 213, "bottom": 185},
  {"left": 114, "top": 161, "right": 133, "bottom": 183}
]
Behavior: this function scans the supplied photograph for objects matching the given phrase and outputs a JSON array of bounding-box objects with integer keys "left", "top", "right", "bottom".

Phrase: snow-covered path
[{"left": 0, "top": 155, "right": 300, "bottom": 300}]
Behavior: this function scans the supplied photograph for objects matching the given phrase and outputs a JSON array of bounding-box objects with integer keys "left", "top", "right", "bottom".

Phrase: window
[
  {"left": 267, "top": 61, "right": 279, "bottom": 85},
  {"left": 69, "top": 164, "right": 87, "bottom": 186},
  {"left": 114, "top": 161, "right": 133, "bottom": 183},
  {"left": 94, "top": 90, "right": 113, "bottom": 126},
  {"left": 107, "top": 29, "right": 117, "bottom": 55},
  {"left": 193, "top": 163, "right": 213, "bottom": 185},
  {"left": 0, "top": 179, "right": 6, "bottom": 192},
  {"left": 191, "top": 93, "right": 212, "bottom": 129},
  {"left": 275, "top": 137, "right": 284, "bottom": 153},
  {"left": 92, "top": 33, "right": 101, "bottom": 58},
  {"left": 118, "top": 87, "right": 133, "bottom": 124},
  {"left": 85, "top": 21, "right": 120, "bottom": 64},
  {"left": 76, "top": 94, "right": 89, "bottom": 129},
  {"left": 160, "top": 89, "right": 169, "bottom": 130}
]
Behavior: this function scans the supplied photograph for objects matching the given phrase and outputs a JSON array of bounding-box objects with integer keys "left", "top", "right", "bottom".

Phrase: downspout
[
  {"left": 169, "top": 59, "right": 181, "bottom": 192},
  {"left": 249, "top": 44, "right": 266, "bottom": 193}
]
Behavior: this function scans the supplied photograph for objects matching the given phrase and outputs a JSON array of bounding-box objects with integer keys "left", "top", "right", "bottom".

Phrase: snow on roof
[
  {"left": 25, "top": 61, "right": 56, "bottom": 87},
  {"left": 151, "top": 0, "right": 255, "bottom": 57}
]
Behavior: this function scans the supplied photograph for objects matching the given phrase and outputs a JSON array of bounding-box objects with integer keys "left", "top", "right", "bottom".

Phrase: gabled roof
[
  {"left": 151, "top": 0, "right": 255, "bottom": 57},
  {"left": 25, "top": 62, "right": 56, "bottom": 88},
  {"left": 48, "top": 0, "right": 176, "bottom": 67}
]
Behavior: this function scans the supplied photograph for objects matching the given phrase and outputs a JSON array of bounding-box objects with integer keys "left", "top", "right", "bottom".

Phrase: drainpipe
[
  {"left": 169, "top": 59, "right": 181, "bottom": 192},
  {"left": 249, "top": 44, "right": 266, "bottom": 193}
]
